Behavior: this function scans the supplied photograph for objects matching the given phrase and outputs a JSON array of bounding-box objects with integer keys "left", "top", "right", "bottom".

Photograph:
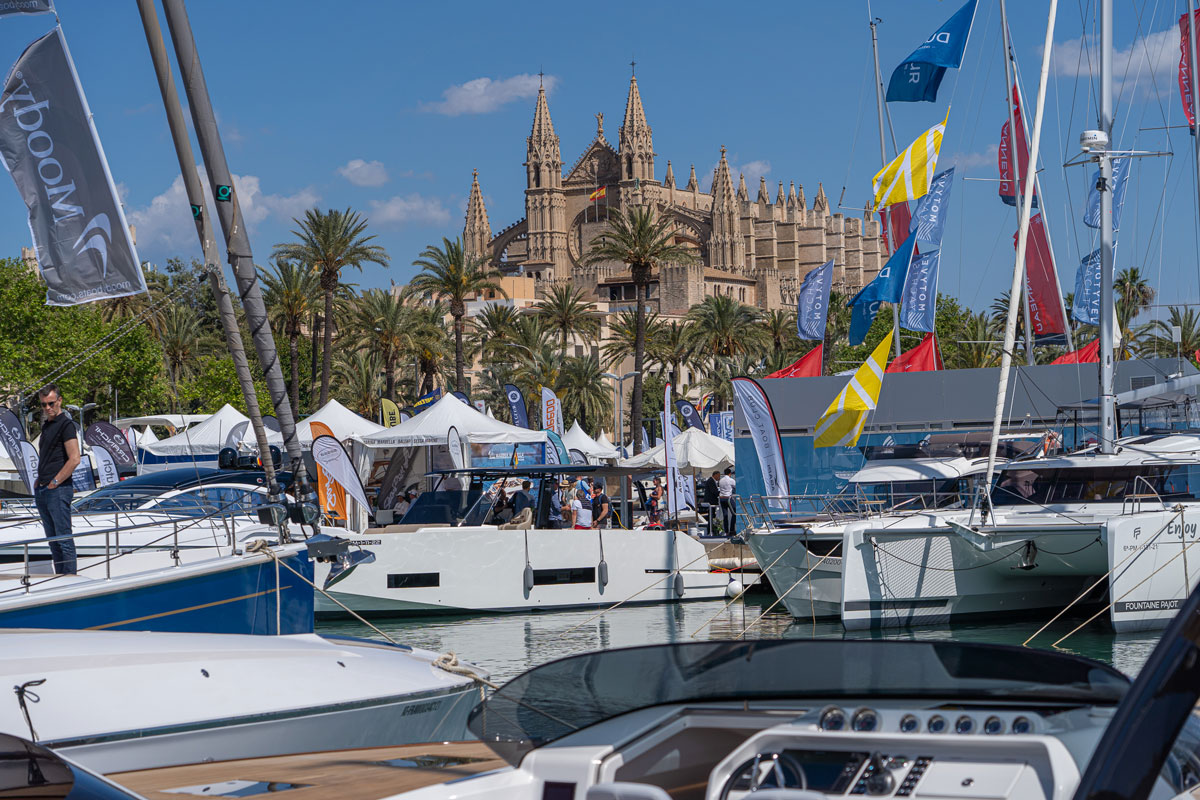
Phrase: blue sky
[{"left": 0, "top": 1, "right": 1196, "bottom": 321}]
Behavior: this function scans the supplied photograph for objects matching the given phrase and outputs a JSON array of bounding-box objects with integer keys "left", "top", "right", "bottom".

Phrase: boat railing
[
  {"left": 1122, "top": 476, "right": 1166, "bottom": 516},
  {"left": 0, "top": 496, "right": 263, "bottom": 597}
]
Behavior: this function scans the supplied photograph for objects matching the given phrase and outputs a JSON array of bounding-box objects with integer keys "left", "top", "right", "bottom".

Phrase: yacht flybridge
[
  {"left": 313, "top": 466, "right": 729, "bottom": 617},
  {"left": 388, "top": 579, "right": 1200, "bottom": 800}
]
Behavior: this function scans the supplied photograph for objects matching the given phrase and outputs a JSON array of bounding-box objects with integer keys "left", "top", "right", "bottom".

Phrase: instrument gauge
[
  {"left": 984, "top": 716, "right": 1004, "bottom": 735},
  {"left": 955, "top": 715, "right": 975, "bottom": 734},
  {"left": 851, "top": 708, "right": 879, "bottom": 732},
  {"left": 1012, "top": 716, "right": 1032, "bottom": 734},
  {"left": 899, "top": 714, "right": 920, "bottom": 733},
  {"left": 818, "top": 706, "right": 847, "bottom": 731},
  {"left": 927, "top": 714, "right": 947, "bottom": 733}
]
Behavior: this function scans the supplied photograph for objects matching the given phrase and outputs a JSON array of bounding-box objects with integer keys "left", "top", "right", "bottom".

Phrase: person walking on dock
[
  {"left": 718, "top": 468, "right": 736, "bottom": 536},
  {"left": 34, "top": 384, "right": 80, "bottom": 575}
]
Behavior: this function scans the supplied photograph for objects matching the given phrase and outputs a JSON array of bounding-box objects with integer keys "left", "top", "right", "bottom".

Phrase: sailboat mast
[
  {"left": 869, "top": 10, "right": 903, "bottom": 360},
  {"left": 159, "top": 0, "right": 312, "bottom": 502},
  {"left": 135, "top": 0, "right": 277, "bottom": 488},
  {"left": 983, "top": 0, "right": 1060, "bottom": 503},
  {"left": 1097, "top": 0, "right": 1117, "bottom": 454},
  {"left": 999, "top": 0, "right": 1036, "bottom": 366},
  {"left": 1188, "top": 0, "right": 1200, "bottom": 311}
]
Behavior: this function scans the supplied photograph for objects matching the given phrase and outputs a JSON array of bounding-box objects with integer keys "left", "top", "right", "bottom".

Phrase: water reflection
[{"left": 317, "top": 598, "right": 1162, "bottom": 686}]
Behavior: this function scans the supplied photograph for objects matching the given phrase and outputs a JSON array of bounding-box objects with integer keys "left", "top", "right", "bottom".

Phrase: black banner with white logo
[
  {"left": 0, "top": 28, "right": 145, "bottom": 305},
  {"left": 675, "top": 399, "right": 706, "bottom": 432},
  {"left": 84, "top": 420, "right": 134, "bottom": 467},
  {"left": 0, "top": 407, "right": 31, "bottom": 492}
]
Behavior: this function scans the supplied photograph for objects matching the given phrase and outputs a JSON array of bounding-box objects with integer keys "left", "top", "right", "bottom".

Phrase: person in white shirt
[
  {"left": 570, "top": 489, "right": 592, "bottom": 529},
  {"left": 718, "top": 468, "right": 737, "bottom": 535}
]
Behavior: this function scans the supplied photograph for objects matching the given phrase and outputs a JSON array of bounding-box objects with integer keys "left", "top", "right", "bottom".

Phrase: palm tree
[
  {"left": 156, "top": 305, "right": 205, "bottom": 411},
  {"left": 949, "top": 312, "right": 1000, "bottom": 369},
  {"left": 649, "top": 320, "right": 695, "bottom": 387},
  {"left": 273, "top": 207, "right": 390, "bottom": 406},
  {"left": 687, "top": 295, "right": 768, "bottom": 359},
  {"left": 406, "top": 301, "right": 453, "bottom": 396},
  {"left": 1141, "top": 307, "right": 1200, "bottom": 362},
  {"left": 469, "top": 302, "right": 522, "bottom": 362},
  {"left": 535, "top": 284, "right": 599, "bottom": 352},
  {"left": 584, "top": 206, "right": 699, "bottom": 452},
  {"left": 410, "top": 238, "right": 507, "bottom": 393},
  {"left": 764, "top": 309, "right": 799, "bottom": 358},
  {"left": 557, "top": 356, "right": 612, "bottom": 433},
  {"left": 352, "top": 288, "right": 413, "bottom": 403},
  {"left": 1114, "top": 266, "right": 1156, "bottom": 331},
  {"left": 696, "top": 353, "right": 765, "bottom": 411},
  {"left": 333, "top": 349, "right": 381, "bottom": 419},
  {"left": 260, "top": 260, "right": 319, "bottom": 417},
  {"left": 601, "top": 308, "right": 663, "bottom": 371}
]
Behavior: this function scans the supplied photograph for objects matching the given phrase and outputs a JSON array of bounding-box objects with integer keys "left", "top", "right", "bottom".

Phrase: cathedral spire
[
  {"left": 757, "top": 176, "right": 770, "bottom": 205},
  {"left": 526, "top": 82, "right": 561, "bottom": 191},
  {"left": 663, "top": 159, "right": 675, "bottom": 188},
  {"left": 776, "top": 181, "right": 786, "bottom": 207},
  {"left": 813, "top": 182, "right": 829, "bottom": 214},
  {"left": 708, "top": 146, "right": 745, "bottom": 271},
  {"left": 796, "top": 183, "right": 807, "bottom": 211},
  {"left": 463, "top": 169, "right": 492, "bottom": 261},
  {"left": 736, "top": 173, "right": 748, "bottom": 202},
  {"left": 686, "top": 163, "right": 698, "bottom": 191},
  {"left": 788, "top": 182, "right": 798, "bottom": 209},
  {"left": 619, "top": 74, "right": 654, "bottom": 183},
  {"left": 530, "top": 83, "right": 556, "bottom": 145}
]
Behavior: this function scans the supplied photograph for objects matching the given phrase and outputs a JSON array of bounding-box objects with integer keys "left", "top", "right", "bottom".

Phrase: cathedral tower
[
  {"left": 524, "top": 80, "right": 568, "bottom": 279},
  {"left": 618, "top": 73, "right": 655, "bottom": 188},
  {"left": 708, "top": 147, "right": 745, "bottom": 271},
  {"left": 463, "top": 169, "right": 491, "bottom": 260}
]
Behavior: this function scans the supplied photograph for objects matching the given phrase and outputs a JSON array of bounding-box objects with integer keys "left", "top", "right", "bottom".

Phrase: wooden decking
[{"left": 109, "top": 741, "right": 505, "bottom": 800}]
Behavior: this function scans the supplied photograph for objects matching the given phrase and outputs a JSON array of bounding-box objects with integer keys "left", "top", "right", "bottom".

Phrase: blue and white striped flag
[
  {"left": 910, "top": 168, "right": 954, "bottom": 247},
  {"left": 1084, "top": 157, "right": 1130, "bottom": 232}
]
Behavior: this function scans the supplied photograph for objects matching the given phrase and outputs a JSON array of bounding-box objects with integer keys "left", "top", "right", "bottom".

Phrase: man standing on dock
[
  {"left": 34, "top": 384, "right": 80, "bottom": 575},
  {"left": 718, "top": 468, "right": 737, "bottom": 536}
]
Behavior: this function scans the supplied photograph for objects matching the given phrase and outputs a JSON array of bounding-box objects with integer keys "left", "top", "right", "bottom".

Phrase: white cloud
[
  {"left": 1053, "top": 26, "right": 1178, "bottom": 94},
  {"left": 947, "top": 143, "right": 998, "bottom": 170},
  {"left": 369, "top": 193, "right": 451, "bottom": 227},
  {"left": 126, "top": 170, "right": 319, "bottom": 259},
  {"left": 337, "top": 158, "right": 389, "bottom": 187},
  {"left": 420, "top": 73, "right": 557, "bottom": 115}
]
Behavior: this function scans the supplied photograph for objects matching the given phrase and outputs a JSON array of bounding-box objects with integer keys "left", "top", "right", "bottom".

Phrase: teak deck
[{"left": 109, "top": 741, "right": 505, "bottom": 800}]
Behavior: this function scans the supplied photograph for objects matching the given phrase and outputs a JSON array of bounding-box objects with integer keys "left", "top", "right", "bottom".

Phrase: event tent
[
  {"left": 562, "top": 421, "right": 619, "bottom": 461},
  {"left": 137, "top": 404, "right": 248, "bottom": 471},
  {"left": 296, "top": 399, "right": 385, "bottom": 444},
  {"left": 353, "top": 394, "right": 547, "bottom": 448},
  {"left": 115, "top": 413, "right": 209, "bottom": 430},
  {"left": 619, "top": 426, "right": 735, "bottom": 472}
]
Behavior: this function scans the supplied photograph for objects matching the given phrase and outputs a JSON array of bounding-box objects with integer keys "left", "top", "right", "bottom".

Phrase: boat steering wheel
[{"left": 718, "top": 751, "right": 823, "bottom": 800}]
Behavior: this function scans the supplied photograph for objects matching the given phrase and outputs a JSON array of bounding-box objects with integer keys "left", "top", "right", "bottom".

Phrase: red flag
[
  {"left": 1015, "top": 214, "right": 1068, "bottom": 340},
  {"left": 764, "top": 344, "right": 823, "bottom": 378},
  {"left": 886, "top": 333, "right": 942, "bottom": 373},
  {"left": 879, "top": 203, "right": 913, "bottom": 253},
  {"left": 998, "top": 84, "right": 1038, "bottom": 208},
  {"left": 1180, "top": 11, "right": 1200, "bottom": 130},
  {"left": 1051, "top": 338, "right": 1100, "bottom": 365}
]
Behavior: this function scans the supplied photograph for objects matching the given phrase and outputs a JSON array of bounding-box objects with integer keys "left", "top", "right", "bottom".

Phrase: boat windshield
[
  {"left": 992, "top": 464, "right": 1200, "bottom": 506},
  {"left": 468, "top": 640, "right": 1129, "bottom": 766},
  {"left": 399, "top": 488, "right": 487, "bottom": 526},
  {"left": 836, "top": 479, "right": 962, "bottom": 512},
  {"left": 73, "top": 487, "right": 165, "bottom": 513}
]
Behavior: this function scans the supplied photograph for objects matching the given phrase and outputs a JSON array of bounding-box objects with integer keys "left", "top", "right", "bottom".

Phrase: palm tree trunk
[
  {"left": 454, "top": 313, "right": 465, "bottom": 392},
  {"left": 321, "top": 288, "right": 334, "bottom": 407},
  {"left": 288, "top": 329, "right": 300, "bottom": 419},
  {"left": 630, "top": 279, "right": 647, "bottom": 454},
  {"left": 385, "top": 353, "right": 396, "bottom": 401}
]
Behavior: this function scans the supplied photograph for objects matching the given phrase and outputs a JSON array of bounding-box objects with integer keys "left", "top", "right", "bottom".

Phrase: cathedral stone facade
[{"left": 462, "top": 75, "right": 886, "bottom": 317}]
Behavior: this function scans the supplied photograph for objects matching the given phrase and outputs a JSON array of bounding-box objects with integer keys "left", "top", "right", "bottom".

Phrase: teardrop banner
[
  {"left": 90, "top": 444, "right": 118, "bottom": 486},
  {"left": 0, "top": 408, "right": 32, "bottom": 492},
  {"left": 84, "top": 421, "right": 135, "bottom": 466},
  {"left": 311, "top": 434, "right": 370, "bottom": 512}
]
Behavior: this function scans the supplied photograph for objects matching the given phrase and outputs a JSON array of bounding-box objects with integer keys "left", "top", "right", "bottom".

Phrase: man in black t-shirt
[
  {"left": 591, "top": 482, "right": 611, "bottom": 529},
  {"left": 34, "top": 384, "right": 80, "bottom": 574}
]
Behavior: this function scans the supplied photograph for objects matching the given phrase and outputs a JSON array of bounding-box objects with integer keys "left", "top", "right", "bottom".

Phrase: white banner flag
[
  {"left": 664, "top": 383, "right": 686, "bottom": 517},
  {"left": 312, "top": 434, "right": 370, "bottom": 511},
  {"left": 540, "top": 386, "right": 563, "bottom": 435},
  {"left": 19, "top": 440, "right": 37, "bottom": 493},
  {"left": 91, "top": 444, "right": 118, "bottom": 486},
  {"left": 731, "top": 377, "right": 790, "bottom": 509}
]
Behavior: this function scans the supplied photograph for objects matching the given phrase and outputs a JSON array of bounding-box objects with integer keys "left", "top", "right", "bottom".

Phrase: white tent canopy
[
  {"left": 562, "top": 420, "right": 619, "bottom": 460},
  {"left": 140, "top": 404, "right": 248, "bottom": 457},
  {"left": 619, "top": 426, "right": 734, "bottom": 472},
  {"left": 296, "top": 399, "right": 385, "bottom": 444},
  {"left": 353, "top": 394, "right": 547, "bottom": 448}
]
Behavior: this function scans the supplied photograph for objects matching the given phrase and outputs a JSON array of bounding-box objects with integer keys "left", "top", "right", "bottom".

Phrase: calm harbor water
[{"left": 317, "top": 596, "right": 1162, "bottom": 686}]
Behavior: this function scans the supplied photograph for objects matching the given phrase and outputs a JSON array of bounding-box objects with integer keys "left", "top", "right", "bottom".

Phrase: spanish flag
[
  {"left": 871, "top": 111, "right": 948, "bottom": 212},
  {"left": 589, "top": 186, "right": 607, "bottom": 202},
  {"left": 814, "top": 331, "right": 893, "bottom": 448}
]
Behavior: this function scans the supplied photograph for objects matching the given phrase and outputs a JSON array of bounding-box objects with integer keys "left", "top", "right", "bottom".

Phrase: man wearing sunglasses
[{"left": 34, "top": 384, "right": 80, "bottom": 574}]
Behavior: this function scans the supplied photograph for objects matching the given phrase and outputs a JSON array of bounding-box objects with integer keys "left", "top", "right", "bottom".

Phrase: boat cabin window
[
  {"left": 74, "top": 488, "right": 163, "bottom": 513},
  {"left": 992, "top": 465, "right": 1200, "bottom": 506},
  {"left": 839, "top": 479, "right": 963, "bottom": 512},
  {"left": 399, "top": 486, "right": 487, "bottom": 526},
  {"left": 147, "top": 487, "right": 267, "bottom": 517}
]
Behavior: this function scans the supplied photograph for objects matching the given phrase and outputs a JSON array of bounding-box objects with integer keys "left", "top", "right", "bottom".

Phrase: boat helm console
[{"left": 405, "top": 631, "right": 1200, "bottom": 800}]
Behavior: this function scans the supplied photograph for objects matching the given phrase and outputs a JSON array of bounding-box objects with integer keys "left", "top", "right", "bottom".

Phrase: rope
[
  {"left": 245, "top": 541, "right": 497, "bottom": 690},
  {"left": 688, "top": 533, "right": 805, "bottom": 638},
  {"left": 13, "top": 678, "right": 44, "bottom": 742},
  {"left": 1023, "top": 507, "right": 1184, "bottom": 646},
  {"left": 557, "top": 548, "right": 711, "bottom": 638},
  {"left": 729, "top": 540, "right": 845, "bottom": 639}
]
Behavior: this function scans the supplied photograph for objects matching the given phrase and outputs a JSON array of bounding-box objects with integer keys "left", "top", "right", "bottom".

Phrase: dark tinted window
[{"left": 992, "top": 465, "right": 1200, "bottom": 506}]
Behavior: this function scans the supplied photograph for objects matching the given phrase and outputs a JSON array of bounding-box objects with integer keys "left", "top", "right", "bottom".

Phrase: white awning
[
  {"left": 352, "top": 394, "right": 547, "bottom": 448},
  {"left": 619, "top": 426, "right": 734, "bottom": 472}
]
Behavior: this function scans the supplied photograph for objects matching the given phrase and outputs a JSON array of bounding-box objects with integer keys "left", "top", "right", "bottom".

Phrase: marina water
[{"left": 317, "top": 597, "right": 1161, "bottom": 686}]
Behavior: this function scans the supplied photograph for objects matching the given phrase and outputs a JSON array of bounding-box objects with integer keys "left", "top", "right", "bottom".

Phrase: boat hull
[
  {"left": 745, "top": 529, "right": 842, "bottom": 619},
  {"left": 314, "top": 526, "right": 730, "bottom": 617}
]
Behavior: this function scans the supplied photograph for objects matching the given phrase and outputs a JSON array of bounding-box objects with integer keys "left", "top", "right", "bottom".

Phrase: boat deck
[{"left": 109, "top": 741, "right": 505, "bottom": 800}]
